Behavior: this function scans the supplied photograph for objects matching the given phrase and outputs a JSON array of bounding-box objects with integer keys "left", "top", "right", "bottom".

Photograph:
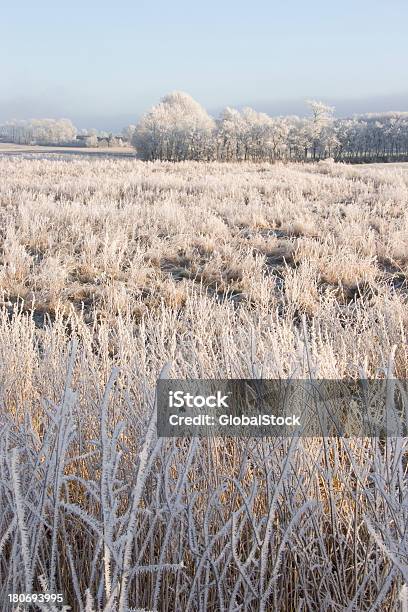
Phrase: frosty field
[{"left": 0, "top": 157, "right": 407, "bottom": 610}]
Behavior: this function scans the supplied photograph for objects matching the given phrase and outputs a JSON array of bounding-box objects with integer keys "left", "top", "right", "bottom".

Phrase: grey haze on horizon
[{"left": 1, "top": 92, "right": 408, "bottom": 133}]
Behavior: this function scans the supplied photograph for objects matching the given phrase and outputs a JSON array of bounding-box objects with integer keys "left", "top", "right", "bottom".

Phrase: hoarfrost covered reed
[{"left": 0, "top": 157, "right": 407, "bottom": 610}]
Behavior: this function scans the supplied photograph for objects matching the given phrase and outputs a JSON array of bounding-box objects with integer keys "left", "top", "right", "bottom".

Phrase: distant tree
[
  {"left": 216, "top": 107, "right": 289, "bottom": 162},
  {"left": 304, "top": 100, "right": 336, "bottom": 159},
  {"left": 0, "top": 118, "right": 77, "bottom": 145},
  {"left": 133, "top": 92, "right": 215, "bottom": 161},
  {"left": 84, "top": 134, "right": 98, "bottom": 147},
  {"left": 240, "top": 107, "right": 273, "bottom": 161},
  {"left": 29, "top": 118, "right": 77, "bottom": 144},
  {"left": 268, "top": 117, "right": 291, "bottom": 160},
  {"left": 216, "top": 107, "right": 246, "bottom": 161},
  {"left": 122, "top": 124, "right": 136, "bottom": 143}
]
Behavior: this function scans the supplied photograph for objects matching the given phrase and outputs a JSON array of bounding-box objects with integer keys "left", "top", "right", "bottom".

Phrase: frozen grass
[{"left": 0, "top": 157, "right": 407, "bottom": 610}]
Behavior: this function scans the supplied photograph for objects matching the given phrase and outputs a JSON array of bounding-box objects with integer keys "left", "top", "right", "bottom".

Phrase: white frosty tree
[
  {"left": 216, "top": 107, "right": 291, "bottom": 161},
  {"left": 133, "top": 92, "right": 215, "bottom": 161},
  {"left": 304, "top": 100, "right": 336, "bottom": 159},
  {"left": 0, "top": 118, "right": 77, "bottom": 145},
  {"left": 122, "top": 124, "right": 136, "bottom": 143}
]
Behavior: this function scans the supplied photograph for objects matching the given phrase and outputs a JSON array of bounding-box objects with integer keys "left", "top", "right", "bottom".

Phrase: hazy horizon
[{"left": 1, "top": 91, "right": 408, "bottom": 133}]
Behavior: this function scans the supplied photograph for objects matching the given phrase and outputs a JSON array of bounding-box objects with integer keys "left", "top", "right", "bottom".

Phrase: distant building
[
  {"left": 76, "top": 134, "right": 98, "bottom": 147},
  {"left": 97, "top": 135, "right": 127, "bottom": 147},
  {"left": 74, "top": 133, "right": 128, "bottom": 148}
]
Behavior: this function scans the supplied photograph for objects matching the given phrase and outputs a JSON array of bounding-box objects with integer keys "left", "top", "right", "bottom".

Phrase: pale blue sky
[{"left": 1, "top": 0, "right": 407, "bottom": 129}]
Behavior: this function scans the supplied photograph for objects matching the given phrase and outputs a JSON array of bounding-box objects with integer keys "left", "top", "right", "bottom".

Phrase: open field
[
  {"left": 0, "top": 158, "right": 407, "bottom": 610},
  {"left": 0, "top": 142, "right": 135, "bottom": 158},
  {"left": 2, "top": 142, "right": 408, "bottom": 166}
]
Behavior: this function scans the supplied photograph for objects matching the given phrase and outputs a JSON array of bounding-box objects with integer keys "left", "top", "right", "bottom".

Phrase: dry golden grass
[
  {"left": 0, "top": 157, "right": 407, "bottom": 611},
  {"left": 0, "top": 157, "right": 407, "bottom": 376}
]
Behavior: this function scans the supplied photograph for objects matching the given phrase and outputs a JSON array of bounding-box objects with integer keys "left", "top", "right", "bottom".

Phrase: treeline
[
  {"left": 2, "top": 94, "right": 408, "bottom": 162},
  {"left": 0, "top": 120, "right": 128, "bottom": 148},
  {"left": 0, "top": 119, "right": 78, "bottom": 145},
  {"left": 131, "top": 92, "right": 408, "bottom": 162}
]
